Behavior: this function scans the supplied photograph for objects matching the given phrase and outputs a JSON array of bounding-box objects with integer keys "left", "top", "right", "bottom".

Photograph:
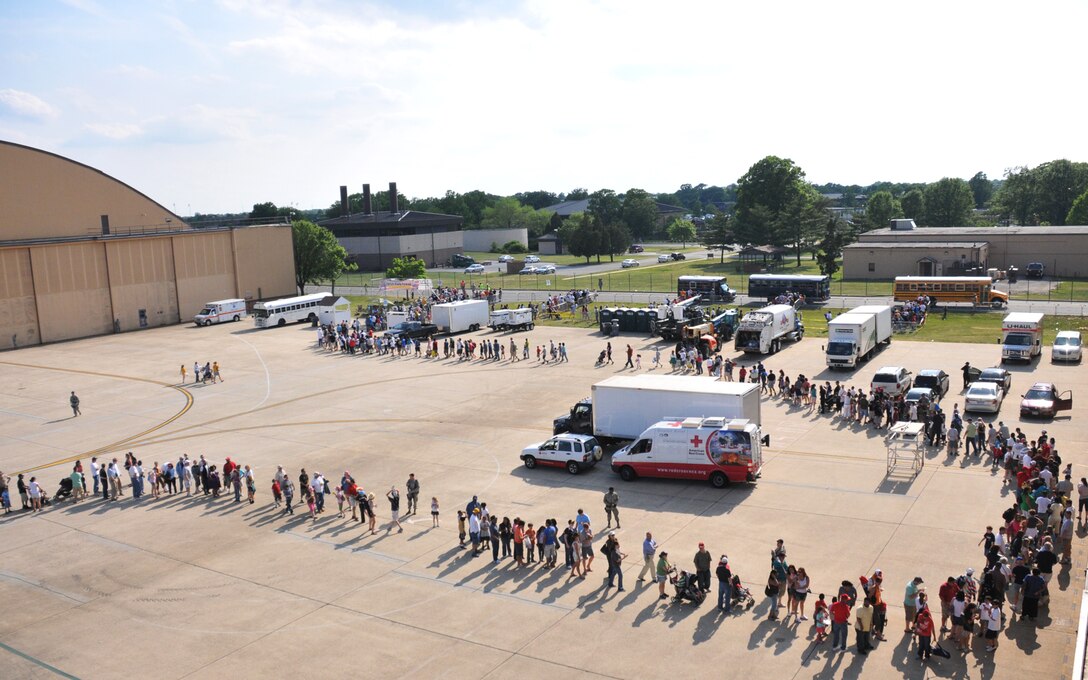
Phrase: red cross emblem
[{"left": 690, "top": 435, "right": 703, "bottom": 447}]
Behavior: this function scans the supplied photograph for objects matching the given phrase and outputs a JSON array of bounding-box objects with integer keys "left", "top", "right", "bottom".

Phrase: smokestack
[
  {"left": 363, "top": 184, "right": 372, "bottom": 215},
  {"left": 389, "top": 182, "right": 398, "bottom": 214},
  {"left": 339, "top": 185, "right": 349, "bottom": 217}
]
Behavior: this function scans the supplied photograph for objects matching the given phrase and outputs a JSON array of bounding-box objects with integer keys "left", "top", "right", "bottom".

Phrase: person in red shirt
[
  {"left": 829, "top": 595, "right": 851, "bottom": 651},
  {"left": 914, "top": 602, "right": 935, "bottom": 660},
  {"left": 938, "top": 577, "right": 960, "bottom": 632}
]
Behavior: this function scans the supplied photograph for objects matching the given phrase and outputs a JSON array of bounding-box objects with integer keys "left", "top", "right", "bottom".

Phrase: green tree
[
  {"left": 704, "top": 211, "right": 735, "bottom": 263},
  {"left": 924, "top": 177, "right": 974, "bottom": 228},
  {"left": 292, "top": 220, "right": 356, "bottom": 294},
  {"left": 620, "top": 188, "right": 659, "bottom": 241},
  {"left": 557, "top": 213, "right": 600, "bottom": 263},
  {"left": 864, "top": 190, "right": 902, "bottom": 230},
  {"left": 667, "top": 217, "right": 697, "bottom": 247},
  {"left": 587, "top": 189, "right": 622, "bottom": 227},
  {"left": 899, "top": 189, "right": 926, "bottom": 223},
  {"left": 1067, "top": 188, "right": 1088, "bottom": 225},
  {"left": 815, "top": 215, "right": 851, "bottom": 278},
  {"left": 994, "top": 167, "right": 1034, "bottom": 225},
  {"left": 385, "top": 256, "right": 426, "bottom": 279},
  {"left": 733, "top": 156, "right": 807, "bottom": 245},
  {"left": 777, "top": 185, "right": 827, "bottom": 265},
  {"left": 968, "top": 171, "right": 994, "bottom": 209},
  {"left": 480, "top": 197, "right": 550, "bottom": 236},
  {"left": 250, "top": 201, "right": 280, "bottom": 219},
  {"left": 566, "top": 188, "right": 589, "bottom": 200},
  {"left": 513, "top": 190, "right": 560, "bottom": 210},
  {"left": 1033, "top": 160, "right": 1088, "bottom": 225},
  {"left": 600, "top": 222, "right": 633, "bottom": 262}
]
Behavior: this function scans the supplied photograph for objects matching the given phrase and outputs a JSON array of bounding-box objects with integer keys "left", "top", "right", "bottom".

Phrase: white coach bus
[{"left": 253, "top": 293, "right": 327, "bottom": 327}]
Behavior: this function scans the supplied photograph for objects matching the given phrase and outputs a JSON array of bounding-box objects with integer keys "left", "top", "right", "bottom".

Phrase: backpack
[{"left": 601, "top": 541, "right": 613, "bottom": 557}]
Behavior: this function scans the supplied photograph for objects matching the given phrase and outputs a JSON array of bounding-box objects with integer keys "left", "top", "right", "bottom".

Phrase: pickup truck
[{"left": 385, "top": 320, "right": 438, "bottom": 340}]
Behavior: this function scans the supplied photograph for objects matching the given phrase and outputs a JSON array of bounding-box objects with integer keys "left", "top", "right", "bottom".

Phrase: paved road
[{"left": 311, "top": 284, "right": 1088, "bottom": 316}]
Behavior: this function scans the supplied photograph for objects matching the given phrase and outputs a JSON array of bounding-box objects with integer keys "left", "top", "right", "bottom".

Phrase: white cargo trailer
[
  {"left": 824, "top": 305, "right": 892, "bottom": 369},
  {"left": 552, "top": 375, "right": 763, "bottom": 441},
  {"left": 431, "top": 299, "right": 489, "bottom": 334}
]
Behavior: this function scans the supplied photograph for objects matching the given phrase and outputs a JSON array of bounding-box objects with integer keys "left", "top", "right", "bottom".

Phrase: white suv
[
  {"left": 1052, "top": 331, "right": 1082, "bottom": 363},
  {"left": 524, "top": 255, "right": 541, "bottom": 263},
  {"left": 521, "top": 434, "right": 603, "bottom": 474},
  {"left": 871, "top": 366, "right": 912, "bottom": 396}
]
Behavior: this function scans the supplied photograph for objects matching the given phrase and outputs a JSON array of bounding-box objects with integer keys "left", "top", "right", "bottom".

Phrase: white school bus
[{"left": 253, "top": 293, "right": 326, "bottom": 327}]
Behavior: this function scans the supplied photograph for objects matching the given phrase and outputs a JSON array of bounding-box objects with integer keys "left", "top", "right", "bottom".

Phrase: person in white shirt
[
  {"left": 28, "top": 477, "right": 42, "bottom": 512},
  {"left": 129, "top": 463, "right": 141, "bottom": 498},
  {"left": 90, "top": 457, "right": 101, "bottom": 496},
  {"left": 1037, "top": 495, "right": 1053, "bottom": 516},
  {"left": 984, "top": 598, "right": 1002, "bottom": 652},
  {"left": 1039, "top": 467, "right": 1054, "bottom": 488}
]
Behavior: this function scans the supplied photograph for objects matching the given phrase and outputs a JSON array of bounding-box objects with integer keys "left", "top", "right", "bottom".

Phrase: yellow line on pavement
[{"left": 0, "top": 361, "right": 194, "bottom": 474}]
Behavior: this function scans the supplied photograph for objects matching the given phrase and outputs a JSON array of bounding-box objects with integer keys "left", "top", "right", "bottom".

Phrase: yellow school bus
[{"left": 893, "top": 276, "right": 1008, "bottom": 308}]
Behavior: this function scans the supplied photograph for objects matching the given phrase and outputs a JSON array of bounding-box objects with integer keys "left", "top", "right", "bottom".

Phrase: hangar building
[{"left": 0, "top": 141, "right": 296, "bottom": 349}]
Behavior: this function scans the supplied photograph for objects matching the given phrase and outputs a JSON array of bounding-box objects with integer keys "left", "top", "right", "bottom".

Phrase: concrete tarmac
[{"left": 0, "top": 320, "right": 1085, "bottom": 679}]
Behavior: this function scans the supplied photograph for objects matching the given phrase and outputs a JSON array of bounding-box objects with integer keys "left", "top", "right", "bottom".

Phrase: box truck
[
  {"left": 193, "top": 299, "right": 247, "bottom": 326},
  {"left": 610, "top": 416, "right": 765, "bottom": 487},
  {"left": 1001, "top": 312, "right": 1044, "bottom": 363},
  {"left": 824, "top": 305, "right": 892, "bottom": 369},
  {"left": 552, "top": 375, "right": 762, "bottom": 441},
  {"left": 489, "top": 307, "right": 534, "bottom": 332},
  {"left": 734, "top": 304, "right": 803, "bottom": 354},
  {"left": 431, "top": 299, "right": 489, "bottom": 334}
]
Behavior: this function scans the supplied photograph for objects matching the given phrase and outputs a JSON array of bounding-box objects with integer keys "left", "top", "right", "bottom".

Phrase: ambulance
[{"left": 610, "top": 416, "right": 766, "bottom": 488}]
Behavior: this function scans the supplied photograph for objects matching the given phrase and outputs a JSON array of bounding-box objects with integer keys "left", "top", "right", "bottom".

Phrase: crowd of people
[
  {"left": 180, "top": 361, "right": 223, "bottom": 384},
  {"left": 0, "top": 413, "right": 1077, "bottom": 667}
]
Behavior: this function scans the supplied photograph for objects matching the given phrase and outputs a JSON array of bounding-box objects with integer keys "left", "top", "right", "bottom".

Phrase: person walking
[
  {"left": 180, "top": 364, "right": 187, "bottom": 384},
  {"left": 405, "top": 473, "right": 420, "bottom": 514},
  {"left": 603, "top": 487, "right": 620, "bottom": 529},
  {"left": 606, "top": 537, "right": 626, "bottom": 591},
  {"left": 624, "top": 344, "right": 634, "bottom": 369},
  {"left": 69, "top": 391, "right": 81, "bottom": 417},
  {"left": 387, "top": 486, "right": 403, "bottom": 533},
  {"left": 637, "top": 532, "right": 658, "bottom": 583}
]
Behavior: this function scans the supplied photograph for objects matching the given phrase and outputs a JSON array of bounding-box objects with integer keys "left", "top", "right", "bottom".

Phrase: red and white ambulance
[{"left": 610, "top": 417, "right": 766, "bottom": 488}]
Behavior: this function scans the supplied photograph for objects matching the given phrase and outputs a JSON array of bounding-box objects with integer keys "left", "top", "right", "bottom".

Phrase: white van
[
  {"left": 1052, "top": 330, "right": 1082, "bottom": 363},
  {"left": 194, "top": 299, "right": 247, "bottom": 326},
  {"left": 610, "top": 417, "right": 765, "bottom": 488}
]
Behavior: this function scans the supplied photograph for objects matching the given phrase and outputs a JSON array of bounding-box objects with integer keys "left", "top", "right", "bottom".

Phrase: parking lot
[{"left": 0, "top": 320, "right": 1085, "bottom": 679}]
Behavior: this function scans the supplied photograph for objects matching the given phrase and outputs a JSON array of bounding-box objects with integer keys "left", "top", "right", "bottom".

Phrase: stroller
[
  {"left": 730, "top": 574, "right": 755, "bottom": 609},
  {"left": 671, "top": 570, "right": 707, "bottom": 605},
  {"left": 55, "top": 477, "right": 73, "bottom": 501},
  {"left": 595, "top": 350, "right": 607, "bottom": 366}
]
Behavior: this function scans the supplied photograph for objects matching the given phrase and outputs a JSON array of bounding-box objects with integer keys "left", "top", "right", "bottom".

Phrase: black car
[
  {"left": 977, "top": 367, "right": 1013, "bottom": 395},
  {"left": 1025, "top": 262, "right": 1045, "bottom": 278},
  {"left": 385, "top": 321, "right": 438, "bottom": 340},
  {"left": 670, "top": 252, "right": 686, "bottom": 261},
  {"left": 913, "top": 369, "right": 950, "bottom": 398},
  {"left": 628, "top": 244, "right": 644, "bottom": 253}
]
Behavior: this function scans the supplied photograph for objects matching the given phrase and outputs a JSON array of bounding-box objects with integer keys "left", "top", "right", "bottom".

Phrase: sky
[{"left": 2, "top": 0, "right": 1086, "bottom": 215}]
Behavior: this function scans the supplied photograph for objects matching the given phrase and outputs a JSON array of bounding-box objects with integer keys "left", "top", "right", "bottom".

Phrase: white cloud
[
  {"left": 84, "top": 122, "right": 144, "bottom": 140},
  {"left": 0, "top": 89, "right": 59, "bottom": 121}
]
